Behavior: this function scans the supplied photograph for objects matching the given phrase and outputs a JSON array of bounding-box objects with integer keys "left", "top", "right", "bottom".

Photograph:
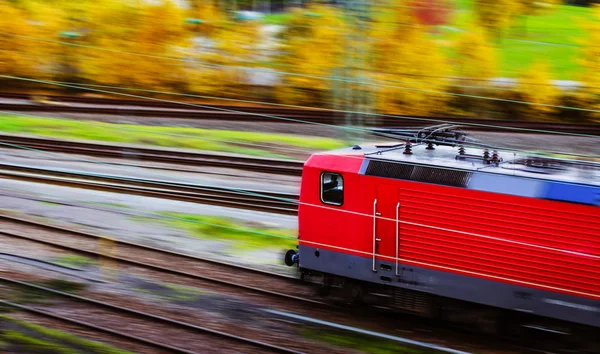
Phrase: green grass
[
  {"left": 263, "top": 13, "right": 293, "bottom": 25},
  {"left": 158, "top": 213, "right": 297, "bottom": 251},
  {"left": 0, "top": 115, "right": 346, "bottom": 159},
  {"left": 40, "top": 201, "right": 62, "bottom": 206},
  {"left": 0, "top": 315, "right": 133, "bottom": 354},
  {"left": 84, "top": 201, "right": 131, "bottom": 210},
  {"left": 132, "top": 281, "right": 208, "bottom": 302},
  {"left": 2, "top": 331, "right": 78, "bottom": 354},
  {"left": 303, "top": 328, "right": 437, "bottom": 354},
  {"left": 441, "top": 2, "right": 593, "bottom": 79},
  {"left": 52, "top": 255, "right": 96, "bottom": 268}
]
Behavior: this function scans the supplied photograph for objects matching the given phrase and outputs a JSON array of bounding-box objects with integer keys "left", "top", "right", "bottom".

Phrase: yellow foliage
[
  {"left": 21, "top": 0, "right": 68, "bottom": 68},
  {"left": 576, "top": 4, "right": 600, "bottom": 119},
  {"left": 473, "top": 0, "right": 519, "bottom": 36},
  {"left": 514, "top": 60, "right": 560, "bottom": 120},
  {"left": 371, "top": 5, "right": 451, "bottom": 115},
  {"left": 80, "top": 0, "right": 190, "bottom": 90},
  {"left": 446, "top": 24, "right": 498, "bottom": 117},
  {"left": 0, "top": 1, "right": 38, "bottom": 77},
  {"left": 513, "top": 0, "right": 559, "bottom": 17},
  {"left": 188, "top": 17, "right": 260, "bottom": 98},
  {"left": 455, "top": 25, "right": 497, "bottom": 80},
  {"left": 275, "top": 5, "right": 347, "bottom": 105},
  {"left": 187, "top": 0, "right": 226, "bottom": 36}
]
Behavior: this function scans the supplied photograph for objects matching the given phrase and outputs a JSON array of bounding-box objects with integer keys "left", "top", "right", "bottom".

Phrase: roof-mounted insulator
[
  {"left": 403, "top": 141, "right": 413, "bottom": 155},
  {"left": 483, "top": 149, "right": 490, "bottom": 164},
  {"left": 492, "top": 150, "right": 500, "bottom": 166},
  {"left": 352, "top": 145, "right": 362, "bottom": 150},
  {"left": 458, "top": 145, "right": 465, "bottom": 155},
  {"left": 426, "top": 142, "right": 435, "bottom": 150}
]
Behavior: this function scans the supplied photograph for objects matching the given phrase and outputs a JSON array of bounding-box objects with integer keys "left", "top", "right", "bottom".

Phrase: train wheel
[
  {"left": 316, "top": 274, "right": 333, "bottom": 297},
  {"left": 343, "top": 280, "right": 365, "bottom": 307}
]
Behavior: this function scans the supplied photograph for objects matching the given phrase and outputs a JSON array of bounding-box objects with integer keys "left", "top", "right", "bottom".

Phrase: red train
[{"left": 285, "top": 127, "right": 600, "bottom": 331}]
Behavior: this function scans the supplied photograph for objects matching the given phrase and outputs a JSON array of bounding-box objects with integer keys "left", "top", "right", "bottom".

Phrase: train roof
[{"left": 319, "top": 143, "right": 600, "bottom": 188}]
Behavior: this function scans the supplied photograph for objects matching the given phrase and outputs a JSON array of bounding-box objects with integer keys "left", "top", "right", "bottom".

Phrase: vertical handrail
[
  {"left": 372, "top": 199, "right": 377, "bottom": 272},
  {"left": 395, "top": 202, "right": 400, "bottom": 276}
]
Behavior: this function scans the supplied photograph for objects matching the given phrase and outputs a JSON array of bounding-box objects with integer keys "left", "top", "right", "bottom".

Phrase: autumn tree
[
  {"left": 275, "top": 5, "right": 347, "bottom": 106},
  {"left": 455, "top": 25, "right": 497, "bottom": 80},
  {"left": 20, "top": 0, "right": 112, "bottom": 83},
  {"left": 473, "top": 0, "right": 518, "bottom": 38},
  {"left": 23, "top": 1, "right": 67, "bottom": 72},
  {"left": 371, "top": 4, "right": 451, "bottom": 115},
  {"left": 573, "top": 4, "right": 600, "bottom": 120},
  {"left": 80, "top": 0, "right": 190, "bottom": 90},
  {"left": 186, "top": 0, "right": 226, "bottom": 36},
  {"left": 410, "top": 0, "right": 454, "bottom": 28},
  {"left": 449, "top": 23, "right": 498, "bottom": 117},
  {"left": 513, "top": 61, "right": 560, "bottom": 120},
  {"left": 0, "top": 1, "right": 38, "bottom": 78},
  {"left": 188, "top": 16, "right": 261, "bottom": 98},
  {"left": 512, "top": 0, "right": 560, "bottom": 36}
]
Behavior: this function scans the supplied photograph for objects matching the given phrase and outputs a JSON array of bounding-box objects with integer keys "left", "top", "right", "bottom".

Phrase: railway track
[
  {"left": 0, "top": 134, "right": 304, "bottom": 176},
  {"left": 0, "top": 162, "right": 299, "bottom": 215},
  {"left": 0, "top": 216, "right": 554, "bottom": 354},
  {"left": 0, "top": 213, "right": 316, "bottom": 304},
  {"left": 1, "top": 278, "right": 304, "bottom": 354},
  {"left": 2, "top": 276, "right": 473, "bottom": 354},
  {"left": 2, "top": 93, "right": 599, "bottom": 135},
  {"left": 0, "top": 215, "right": 486, "bottom": 354}
]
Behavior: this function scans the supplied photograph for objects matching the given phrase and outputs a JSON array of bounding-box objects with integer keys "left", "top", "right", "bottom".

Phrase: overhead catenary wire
[
  {"left": 0, "top": 110, "right": 597, "bottom": 271},
  {"left": 0, "top": 111, "right": 318, "bottom": 155},
  {"left": 0, "top": 122, "right": 597, "bottom": 208},
  {"left": 2, "top": 74, "right": 599, "bottom": 140},
  {"left": 0, "top": 104, "right": 585, "bottom": 171},
  {"left": 2, "top": 96, "right": 599, "bottom": 163},
  {"left": 2, "top": 140, "right": 598, "bottom": 266},
  {"left": 4, "top": 50, "right": 589, "bottom": 91},
  {"left": 1, "top": 76, "right": 599, "bottom": 162},
  {"left": 2, "top": 109, "right": 597, "bottom": 168},
  {"left": 1, "top": 142, "right": 599, "bottom": 288},
  {"left": 0, "top": 113, "right": 587, "bottom": 210}
]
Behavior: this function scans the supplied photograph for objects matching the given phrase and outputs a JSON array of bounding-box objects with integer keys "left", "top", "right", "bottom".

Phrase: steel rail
[
  {"left": 1, "top": 93, "right": 599, "bottom": 135},
  {"left": 0, "top": 213, "right": 297, "bottom": 281},
  {"left": 0, "top": 134, "right": 305, "bottom": 176},
  {"left": 0, "top": 162, "right": 299, "bottom": 215},
  {"left": 0, "top": 218, "right": 563, "bottom": 354},
  {"left": 1, "top": 278, "right": 305, "bottom": 354},
  {"left": 0, "top": 216, "right": 326, "bottom": 307},
  {"left": 0, "top": 300, "right": 197, "bottom": 354}
]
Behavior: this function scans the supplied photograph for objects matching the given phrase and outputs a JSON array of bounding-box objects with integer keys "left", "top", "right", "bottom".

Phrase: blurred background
[
  {"left": 0, "top": 0, "right": 599, "bottom": 123},
  {"left": 0, "top": 1, "right": 599, "bottom": 354}
]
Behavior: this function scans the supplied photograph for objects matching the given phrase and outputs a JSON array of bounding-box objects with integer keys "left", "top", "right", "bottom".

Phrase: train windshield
[{"left": 321, "top": 172, "right": 344, "bottom": 206}]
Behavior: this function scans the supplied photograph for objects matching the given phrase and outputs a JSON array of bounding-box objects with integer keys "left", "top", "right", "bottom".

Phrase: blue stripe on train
[
  {"left": 467, "top": 173, "right": 544, "bottom": 198},
  {"left": 540, "top": 182, "right": 600, "bottom": 206}
]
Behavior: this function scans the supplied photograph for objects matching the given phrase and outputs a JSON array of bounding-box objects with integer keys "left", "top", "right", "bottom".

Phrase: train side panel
[{"left": 297, "top": 154, "right": 600, "bottom": 327}]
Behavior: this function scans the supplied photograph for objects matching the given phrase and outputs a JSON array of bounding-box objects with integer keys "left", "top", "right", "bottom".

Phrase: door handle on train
[
  {"left": 375, "top": 212, "right": 381, "bottom": 216},
  {"left": 375, "top": 238, "right": 381, "bottom": 242}
]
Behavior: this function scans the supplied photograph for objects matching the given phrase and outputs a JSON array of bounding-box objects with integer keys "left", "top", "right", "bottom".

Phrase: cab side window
[{"left": 321, "top": 172, "right": 343, "bottom": 205}]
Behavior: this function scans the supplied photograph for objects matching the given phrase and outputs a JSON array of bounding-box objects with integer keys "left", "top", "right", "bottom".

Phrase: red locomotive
[{"left": 285, "top": 126, "right": 600, "bottom": 331}]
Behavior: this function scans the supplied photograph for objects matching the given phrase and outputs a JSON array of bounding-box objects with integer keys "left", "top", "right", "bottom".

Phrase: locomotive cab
[{"left": 284, "top": 136, "right": 600, "bottom": 331}]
